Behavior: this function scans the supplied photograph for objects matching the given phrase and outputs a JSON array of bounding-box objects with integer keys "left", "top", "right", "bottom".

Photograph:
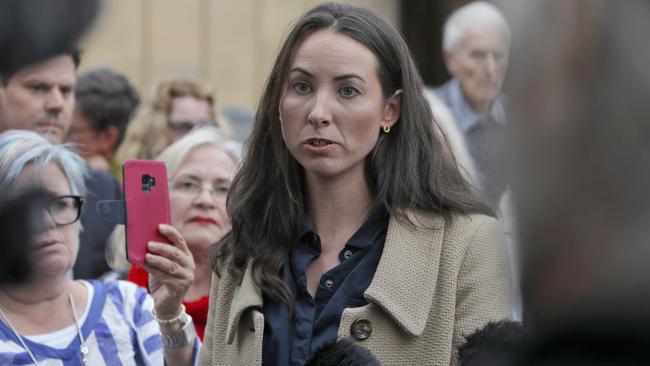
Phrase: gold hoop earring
[{"left": 383, "top": 125, "right": 391, "bottom": 134}]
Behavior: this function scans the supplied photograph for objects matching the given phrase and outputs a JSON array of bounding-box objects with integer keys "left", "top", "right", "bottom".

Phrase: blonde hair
[
  {"left": 115, "top": 79, "right": 231, "bottom": 164},
  {"left": 159, "top": 126, "right": 241, "bottom": 179}
]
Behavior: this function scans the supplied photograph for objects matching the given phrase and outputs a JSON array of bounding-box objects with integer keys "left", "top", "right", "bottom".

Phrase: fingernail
[
  {"left": 148, "top": 241, "right": 157, "bottom": 249},
  {"left": 159, "top": 223, "right": 169, "bottom": 230}
]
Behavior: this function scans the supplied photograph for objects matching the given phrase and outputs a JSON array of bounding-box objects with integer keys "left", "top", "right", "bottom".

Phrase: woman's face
[
  {"left": 14, "top": 162, "right": 80, "bottom": 276},
  {"left": 166, "top": 96, "right": 213, "bottom": 143},
  {"left": 169, "top": 145, "right": 235, "bottom": 258},
  {"left": 279, "top": 29, "right": 401, "bottom": 183}
]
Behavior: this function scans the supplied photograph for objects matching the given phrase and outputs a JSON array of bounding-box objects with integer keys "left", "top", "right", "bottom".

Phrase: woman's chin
[
  {"left": 34, "top": 260, "right": 73, "bottom": 278},
  {"left": 186, "top": 235, "right": 221, "bottom": 255}
]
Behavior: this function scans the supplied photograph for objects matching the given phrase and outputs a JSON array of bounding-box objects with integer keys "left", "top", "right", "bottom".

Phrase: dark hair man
[{"left": 67, "top": 68, "right": 140, "bottom": 177}]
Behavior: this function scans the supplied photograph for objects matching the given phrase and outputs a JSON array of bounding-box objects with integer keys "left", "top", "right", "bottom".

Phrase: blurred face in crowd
[
  {"left": 15, "top": 162, "right": 80, "bottom": 276},
  {"left": 0, "top": 55, "right": 76, "bottom": 143},
  {"left": 68, "top": 108, "right": 118, "bottom": 159},
  {"left": 68, "top": 109, "right": 99, "bottom": 157},
  {"left": 279, "top": 29, "right": 400, "bottom": 184},
  {"left": 445, "top": 22, "right": 509, "bottom": 113},
  {"left": 166, "top": 96, "right": 213, "bottom": 143},
  {"left": 169, "top": 144, "right": 235, "bottom": 258}
]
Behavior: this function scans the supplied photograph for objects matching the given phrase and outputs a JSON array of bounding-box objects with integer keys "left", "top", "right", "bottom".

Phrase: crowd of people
[{"left": 1, "top": 0, "right": 647, "bottom": 365}]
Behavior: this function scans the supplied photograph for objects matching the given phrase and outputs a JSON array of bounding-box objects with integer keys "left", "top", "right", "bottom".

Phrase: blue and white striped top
[{"left": 0, "top": 280, "right": 199, "bottom": 365}]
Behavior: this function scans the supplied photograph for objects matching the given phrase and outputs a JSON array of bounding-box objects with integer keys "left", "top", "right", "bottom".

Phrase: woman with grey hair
[
  {"left": 0, "top": 130, "right": 197, "bottom": 365},
  {"left": 126, "top": 126, "right": 240, "bottom": 341}
]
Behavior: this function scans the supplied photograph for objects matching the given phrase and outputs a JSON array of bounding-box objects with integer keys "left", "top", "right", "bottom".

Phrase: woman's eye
[
  {"left": 215, "top": 185, "right": 230, "bottom": 193},
  {"left": 180, "top": 181, "right": 199, "bottom": 189},
  {"left": 52, "top": 201, "right": 68, "bottom": 211},
  {"left": 292, "top": 82, "right": 311, "bottom": 94},
  {"left": 339, "top": 86, "right": 360, "bottom": 98}
]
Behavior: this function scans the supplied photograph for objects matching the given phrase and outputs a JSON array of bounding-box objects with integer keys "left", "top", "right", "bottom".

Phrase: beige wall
[{"left": 79, "top": 0, "right": 399, "bottom": 110}]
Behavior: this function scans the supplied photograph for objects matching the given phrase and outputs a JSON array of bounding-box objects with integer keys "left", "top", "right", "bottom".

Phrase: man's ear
[
  {"left": 97, "top": 126, "right": 120, "bottom": 155},
  {"left": 383, "top": 89, "right": 403, "bottom": 129}
]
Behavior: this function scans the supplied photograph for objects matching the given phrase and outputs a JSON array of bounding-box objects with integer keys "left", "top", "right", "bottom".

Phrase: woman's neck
[
  {"left": 306, "top": 171, "right": 372, "bottom": 254},
  {"left": 0, "top": 277, "right": 83, "bottom": 335},
  {"left": 185, "top": 261, "right": 212, "bottom": 302},
  {"left": 2, "top": 272, "right": 71, "bottom": 305}
]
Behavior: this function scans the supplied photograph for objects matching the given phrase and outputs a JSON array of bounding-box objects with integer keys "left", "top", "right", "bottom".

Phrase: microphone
[{"left": 303, "top": 338, "right": 381, "bottom": 366}]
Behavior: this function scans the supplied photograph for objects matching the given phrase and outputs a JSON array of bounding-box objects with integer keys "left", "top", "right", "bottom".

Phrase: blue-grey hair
[{"left": 0, "top": 130, "right": 87, "bottom": 196}]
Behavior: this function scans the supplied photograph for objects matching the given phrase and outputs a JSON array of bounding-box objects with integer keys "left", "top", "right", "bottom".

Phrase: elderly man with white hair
[
  {"left": 429, "top": 2, "right": 523, "bottom": 322},
  {"left": 429, "top": 1, "right": 511, "bottom": 210}
]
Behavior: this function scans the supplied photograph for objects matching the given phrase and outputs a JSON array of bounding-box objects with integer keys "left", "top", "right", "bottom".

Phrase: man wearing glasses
[{"left": 0, "top": 50, "right": 122, "bottom": 279}]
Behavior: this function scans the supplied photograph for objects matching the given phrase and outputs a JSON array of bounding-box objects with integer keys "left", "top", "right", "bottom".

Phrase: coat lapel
[
  {"left": 226, "top": 263, "right": 264, "bottom": 344},
  {"left": 364, "top": 211, "right": 445, "bottom": 336}
]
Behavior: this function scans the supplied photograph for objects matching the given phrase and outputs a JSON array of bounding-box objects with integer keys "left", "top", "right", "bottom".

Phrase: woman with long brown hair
[{"left": 200, "top": 3, "right": 511, "bottom": 365}]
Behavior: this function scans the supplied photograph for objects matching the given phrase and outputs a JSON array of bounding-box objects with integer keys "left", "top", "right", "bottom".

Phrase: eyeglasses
[
  {"left": 169, "top": 178, "right": 229, "bottom": 201},
  {"left": 47, "top": 195, "right": 84, "bottom": 226},
  {"left": 167, "top": 120, "right": 218, "bottom": 135}
]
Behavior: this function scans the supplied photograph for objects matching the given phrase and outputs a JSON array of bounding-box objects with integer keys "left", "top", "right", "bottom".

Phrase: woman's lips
[
  {"left": 303, "top": 137, "right": 337, "bottom": 153},
  {"left": 36, "top": 239, "right": 60, "bottom": 249},
  {"left": 190, "top": 217, "right": 217, "bottom": 225}
]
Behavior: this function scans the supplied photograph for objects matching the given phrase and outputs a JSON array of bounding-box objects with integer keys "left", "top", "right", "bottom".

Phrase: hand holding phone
[{"left": 123, "top": 160, "right": 171, "bottom": 264}]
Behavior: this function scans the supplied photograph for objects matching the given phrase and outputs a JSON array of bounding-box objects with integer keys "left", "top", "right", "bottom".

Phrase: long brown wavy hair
[{"left": 212, "top": 2, "right": 491, "bottom": 308}]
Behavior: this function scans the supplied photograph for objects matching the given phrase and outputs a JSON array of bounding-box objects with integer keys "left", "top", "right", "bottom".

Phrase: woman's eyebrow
[
  {"left": 289, "top": 67, "right": 313, "bottom": 78},
  {"left": 333, "top": 73, "right": 365, "bottom": 83},
  {"left": 290, "top": 67, "right": 365, "bottom": 83}
]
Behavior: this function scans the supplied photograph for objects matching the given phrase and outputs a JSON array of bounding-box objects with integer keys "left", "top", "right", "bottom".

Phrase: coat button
[{"left": 350, "top": 318, "right": 372, "bottom": 341}]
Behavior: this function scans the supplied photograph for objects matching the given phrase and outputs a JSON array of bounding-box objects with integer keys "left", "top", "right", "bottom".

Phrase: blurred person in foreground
[
  {"left": 67, "top": 67, "right": 140, "bottom": 178},
  {"left": 116, "top": 79, "right": 230, "bottom": 162},
  {"left": 429, "top": 1, "right": 511, "bottom": 211},
  {"left": 0, "top": 50, "right": 122, "bottom": 280},
  {"left": 125, "top": 126, "right": 240, "bottom": 340},
  {"left": 505, "top": 0, "right": 650, "bottom": 364},
  {"left": 198, "top": 3, "right": 511, "bottom": 365},
  {"left": 0, "top": 130, "right": 197, "bottom": 365},
  {"left": 0, "top": 0, "right": 100, "bottom": 285}
]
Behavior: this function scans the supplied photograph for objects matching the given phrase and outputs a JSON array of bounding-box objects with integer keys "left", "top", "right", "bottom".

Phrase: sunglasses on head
[{"left": 167, "top": 120, "right": 218, "bottom": 134}]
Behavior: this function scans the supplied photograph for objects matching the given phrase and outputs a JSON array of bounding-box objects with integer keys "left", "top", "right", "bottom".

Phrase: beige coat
[{"left": 198, "top": 211, "right": 512, "bottom": 365}]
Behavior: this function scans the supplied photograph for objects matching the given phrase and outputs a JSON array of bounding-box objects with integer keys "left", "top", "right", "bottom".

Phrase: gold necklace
[{"left": 0, "top": 292, "right": 88, "bottom": 365}]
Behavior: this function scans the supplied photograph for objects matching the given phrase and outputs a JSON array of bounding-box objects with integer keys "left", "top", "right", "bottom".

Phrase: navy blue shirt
[{"left": 262, "top": 211, "right": 389, "bottom": 366}]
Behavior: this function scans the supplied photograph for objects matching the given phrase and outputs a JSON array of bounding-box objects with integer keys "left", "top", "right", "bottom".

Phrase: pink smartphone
[{"left": 122, "top": 160, "right": 171, "bottom": 264}]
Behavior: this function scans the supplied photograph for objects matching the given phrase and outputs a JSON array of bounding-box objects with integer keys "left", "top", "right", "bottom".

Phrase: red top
[{"left": 128, "top": 265, "right": 209, "bottom": 340}]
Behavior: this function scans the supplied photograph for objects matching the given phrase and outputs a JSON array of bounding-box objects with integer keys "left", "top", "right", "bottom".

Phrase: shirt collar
[
  {"left": 447, "top": 78, "right": 506, "bottom": 133},
  {"left": 226, "top": 211, "right": 447, "bottom": 341},
  {"left": 297, "top": 209, "right": 389, "bottom": 251}
]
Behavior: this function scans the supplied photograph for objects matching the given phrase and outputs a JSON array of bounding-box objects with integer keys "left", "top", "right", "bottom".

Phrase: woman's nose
[
  {"left": 193, "top": 186, "right": 219, "bottom": 207},
  {"left": 307, "top": 92, "right": 333, "bottom": 128}
]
